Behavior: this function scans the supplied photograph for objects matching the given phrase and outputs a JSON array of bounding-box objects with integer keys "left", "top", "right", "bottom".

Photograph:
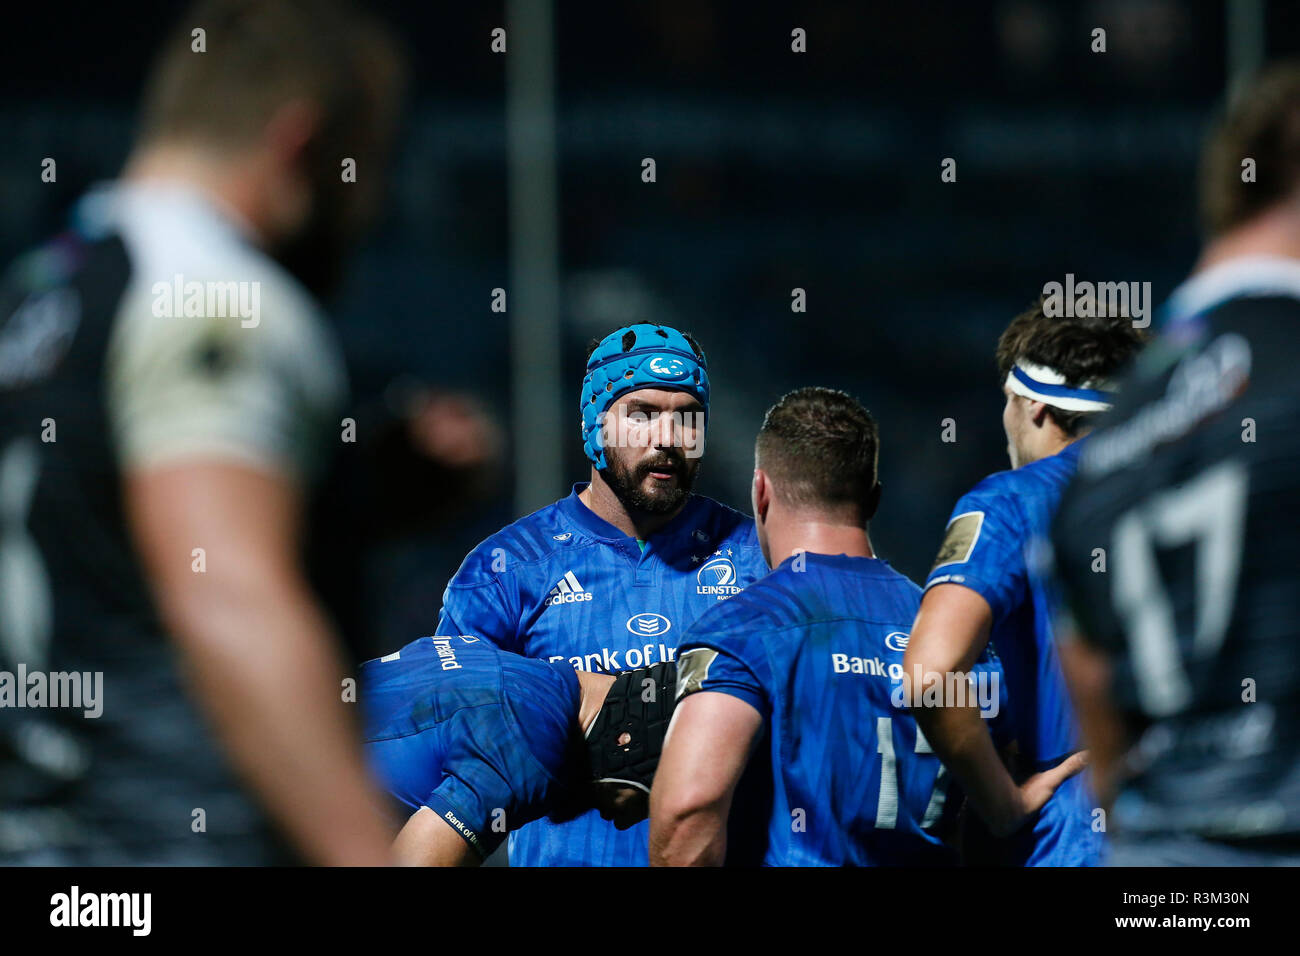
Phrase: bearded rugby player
[{"left": 431, "top": 323, "right": 766, "bottom": 865}]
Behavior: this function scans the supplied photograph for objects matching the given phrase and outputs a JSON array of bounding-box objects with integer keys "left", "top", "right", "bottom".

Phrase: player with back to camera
[
  {"left": 1054, "top": 61, "right": 1300, "bottom": 866},
  {"left": 904, "top": 303, "right": 1145, "bottom": 866},
  {"left": 0, "top": 0, "right": 403, "bottom": 865},
  {"left": 650, "top": 388, "right": 1082, "bottom": 866}
]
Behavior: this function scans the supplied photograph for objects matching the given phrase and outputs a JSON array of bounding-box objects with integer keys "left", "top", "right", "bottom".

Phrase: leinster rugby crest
[{"left": 695, "top": 551, "right": 741, "bottom": 598}]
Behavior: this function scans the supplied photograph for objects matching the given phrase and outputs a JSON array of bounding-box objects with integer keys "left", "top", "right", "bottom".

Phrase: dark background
[{"left": 3, "top": 0, "right": 1297, "bottom": 655}]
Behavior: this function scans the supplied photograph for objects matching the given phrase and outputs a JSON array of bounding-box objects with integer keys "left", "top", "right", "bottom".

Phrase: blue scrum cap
[{"left": 580, "top": 324, "right": 710, "bottom": 470}]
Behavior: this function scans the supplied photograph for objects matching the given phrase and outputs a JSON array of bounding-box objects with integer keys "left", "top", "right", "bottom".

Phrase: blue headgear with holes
[{"left": 581, "top": 324, "right": 710, "bottom": 470}]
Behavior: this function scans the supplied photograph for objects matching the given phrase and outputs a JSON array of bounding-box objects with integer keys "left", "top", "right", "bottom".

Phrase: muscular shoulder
[
  {"left": 94, "top": 184, "right": 348, "bottom": 479},
  {"left": 965, "top": 467, "right": 1035, "bottom": 513},
  {"left": 109, "top": 222, "right": 344, "bottom": 393},
  {"left": 959, "top": 449, "right": 1077, "bottom": 523},
  {"left": 448, "top": 500, "right": 580, "bottom": 586}
]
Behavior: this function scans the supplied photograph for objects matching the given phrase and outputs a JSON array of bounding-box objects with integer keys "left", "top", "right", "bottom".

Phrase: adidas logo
[{"left": 547, "top": 571, "right": 594, "bottom": 606}]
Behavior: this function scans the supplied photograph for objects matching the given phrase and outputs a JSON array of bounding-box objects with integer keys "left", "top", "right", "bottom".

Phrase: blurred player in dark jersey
[
  {"left": 904, "top": 304, "right": 1145, "bottom": 865},
  {"left": 1054, "top": 62, "right": 1300, "bottom": 866},
  {"left": 0, "top": 0, "right": 403, "bottom": 864},
  {"left": 431, "top": 323, "right": 767, "bottom": 865},
  {"left": 649, "top": 388, "right": 1076, "bottom": 866},
  {"left": 362, "top": 637, "right": 677, "bottom": 865}
]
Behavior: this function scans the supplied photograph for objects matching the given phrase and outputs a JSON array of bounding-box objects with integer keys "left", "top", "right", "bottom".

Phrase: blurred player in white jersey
[{"left": 0, "top": 0, "right": 404, "bottom": 864}]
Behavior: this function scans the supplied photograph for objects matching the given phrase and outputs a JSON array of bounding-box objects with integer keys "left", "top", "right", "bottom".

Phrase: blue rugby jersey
[
  {"left": 924, "top": 441, "right": 1103, "bottom": 866},
  {"left": 677, "top": 552, "right": 1007, "bottom": 866},
  {"left": 360, "top": 636, "right": 582, "bottom": 859},
  {"left": 434, "top": 483, "right": 767, "bottom": 866}
]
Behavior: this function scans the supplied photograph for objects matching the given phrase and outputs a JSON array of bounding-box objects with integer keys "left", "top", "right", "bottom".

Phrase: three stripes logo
[{"left": 547, "top": 570, "right": 594, "bottom": 606}]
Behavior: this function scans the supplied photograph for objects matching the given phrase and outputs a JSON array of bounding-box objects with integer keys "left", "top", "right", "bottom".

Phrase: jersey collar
[
  {"left": 1056, "top": 437, "right": 1086, "bottom": 464},
  {"left": 1166, "top": 254, "right": 1300, "bottom": 321},
  {"left": 775, "top": 551, "right": 890, "bottom": 574},
  {"left": 72, "top": 179, "right": 259, "bottom": 248},
  {"left": 557, "top": 482, "right": 706, "bottom": 545}
]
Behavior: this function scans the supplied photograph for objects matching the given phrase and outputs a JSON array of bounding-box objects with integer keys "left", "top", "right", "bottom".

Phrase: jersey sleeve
[
  {"left": 105, "top": 279, "right": 347, "bottom": 482},
  {"left": 420, "top": 775, "right": 499, "bottom": 859},
  {"left": 675, "top": 625, "right": 772, "bottom": 719},
  {"left": 436, "top": 565, "right": 523, "bottom": 655},
  {"left": 924, "top": 489, "right": 1028, "bottom": 624}
]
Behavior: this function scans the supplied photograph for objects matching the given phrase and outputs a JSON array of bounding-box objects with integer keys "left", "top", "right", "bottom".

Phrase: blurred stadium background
[{"left": 2, "top": 0, "right": 1297, "bottom": 663}]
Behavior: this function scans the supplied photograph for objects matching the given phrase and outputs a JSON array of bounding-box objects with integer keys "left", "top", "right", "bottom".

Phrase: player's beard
[{"left": 602, "top": 447, "right": 699, "bottom": 516}]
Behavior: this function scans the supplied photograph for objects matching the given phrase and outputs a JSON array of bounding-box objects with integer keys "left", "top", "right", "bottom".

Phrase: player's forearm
[
  {"left": 650, "top": 693, "right": 757, "bottom": 865},
  {"left": 649, "top": 805, "right": 727, "bottom": 866},
  {"left": 165, "top": 582, "right": 393, "bottom": 865},
  {"left": 914, "top": 702, "right": 1025, "bottom": 837}
]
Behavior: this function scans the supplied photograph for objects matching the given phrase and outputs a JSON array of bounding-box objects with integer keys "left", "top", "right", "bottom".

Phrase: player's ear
[
  {"left": 752, "top": 468, "right": 772, "bottom": 522},
  {"left": 262, "top": 98, "right": 322, "bottom": 234},
  {"left": 264, "top": 98, "right": 322, "bottom": 174},
  {"left": 1029, "top": 399, "right": 1052, "bottom": 429}
]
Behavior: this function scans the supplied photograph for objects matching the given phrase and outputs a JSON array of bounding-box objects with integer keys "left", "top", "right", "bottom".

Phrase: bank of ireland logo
[
  {"left": 626, "top": 613, "right": 671, "bottom": 637},
  {"left": 696, "top": 556, "right": 741, "bottom": 598},
  {"left": 884, "top": 631, "right": 909, "bottom": 652}
]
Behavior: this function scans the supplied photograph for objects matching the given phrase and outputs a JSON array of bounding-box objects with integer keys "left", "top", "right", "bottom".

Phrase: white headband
[{"left": 1005, "top": 360, "right": 1115, "bottom": 413}]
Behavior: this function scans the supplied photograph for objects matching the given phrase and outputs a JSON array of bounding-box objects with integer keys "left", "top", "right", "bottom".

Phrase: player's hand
[{"left": 1009, "top": 750, "right": 1089, "bottom": 831}]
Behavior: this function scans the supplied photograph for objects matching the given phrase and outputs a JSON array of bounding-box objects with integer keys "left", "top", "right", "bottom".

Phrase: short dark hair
[
  {"left": 1200, "top": 60, "right": 1300, "bottom": 237},
  {"left": 996, "top": 299, "right": 1147, "bottom": 436},
  {"left": 755, "top": 387, "right": 880, "bottom": 518}
]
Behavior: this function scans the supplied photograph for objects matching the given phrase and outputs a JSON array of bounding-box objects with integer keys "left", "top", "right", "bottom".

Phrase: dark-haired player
[
  {"left": 1054, "top": 62, "right": 1300, "bottom": 865},
  {"left": 649, "top": 388, "right": 1072, "bottom": 866},
  {"left": 904, "top": 304, "right": 1145, "bottom": 866},
  {"left": 431, "top": 323, "right": 767, "bottom": 865},
  {"left": 362, "top": 636, "right": 676, "bottom": 865}
]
